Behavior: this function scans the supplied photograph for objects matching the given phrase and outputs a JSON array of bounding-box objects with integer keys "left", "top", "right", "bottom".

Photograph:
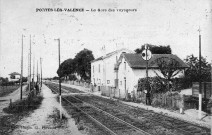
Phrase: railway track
[
  {"left": 45, "top": 83, "right": 84, "bottom": 94},
  {"left": 45, "top": 82, "right": 211, "bottom": 135},
  {"left": 75, "top": 95, "right": 210, "bottom": 135},
  {"left": 45, "top": 82, "right": 150, "bottom": 135}
]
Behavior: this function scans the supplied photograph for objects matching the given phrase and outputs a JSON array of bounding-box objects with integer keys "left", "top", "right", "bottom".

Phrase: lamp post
[{"left": 55, "top": 38, "right": 62, "bottom": 119}]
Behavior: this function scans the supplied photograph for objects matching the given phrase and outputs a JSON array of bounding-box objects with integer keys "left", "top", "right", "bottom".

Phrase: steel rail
[
  {"left": 46, "top": 82, "right": 210, "bottom": 135},
  {"left": 45, "top": 83, "right": 150, "bottom": 135},
  {"left": 66, "top": 95, "right": 151, "bottom": 135},
  {"left": 84, "top": 95, "right": 208, "bottom": 135},
  {"left": 46, "top": 84, "right": 117, "bottom": 135},
  {"left": 63, "top": 97, "right": 117, "bottom": 135},
  {"left": 114, "top": 99, "right": 210, "bottom": 135}
]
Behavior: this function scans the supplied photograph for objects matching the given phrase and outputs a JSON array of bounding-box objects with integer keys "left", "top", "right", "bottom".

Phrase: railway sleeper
[
  {"left": 180, "top": 128, "right": 203, "bottom": 133},
  {"left": 56, "top": 93, "right": 209, "bottom": 135},
  {"left": 111, "top": 126, "right": 134, "bottom": 131},
  {"left": 110, "top": 125, "right": 131, "bottom": 130}
]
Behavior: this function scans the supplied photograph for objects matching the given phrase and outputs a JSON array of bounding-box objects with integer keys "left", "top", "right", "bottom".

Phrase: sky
[{"left": 0, "top": 0, "right": 212, "bottom": 78}]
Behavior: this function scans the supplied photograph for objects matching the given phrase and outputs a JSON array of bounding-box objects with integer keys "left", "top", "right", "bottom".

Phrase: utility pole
[
  {"left": 28, "top": 52, "right": 30, "bottom": 91},
  {"left": 40, "top": 57, "right": 42, "bottom": 87},
  {"left": 55, "top": 38, "right": 62, "bottom": 119},
  {"left": 29, "top": 35, "right": 32, "bottom": 92},
  {"left": 20, "top": 34, "right": 23, "bottom": 100},
  {"left": 211, "top": 60, "right": 212, "bottom": 135},
  {"left": 37, "top": 60, "right": 38, "bottom": 82},
  {"left": 37, "top": 60, "right": 39, "bottom": 92},
  {"left": 198, "top": 27, "right": 202, "bottom": 119},
  {"left": 33, "top": 56, "right": 35, "bottom": 91}
]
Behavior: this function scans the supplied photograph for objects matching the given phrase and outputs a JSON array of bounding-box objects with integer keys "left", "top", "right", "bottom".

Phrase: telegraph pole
[
  {"left": 37, "top": 60, "right": 39, "bottom": 92},
  {"left": 40, "top": 57, "right": 42, "bottom": 87},
  {"left": 29, "top": 35, "right": 32, "bottom": 92},
  {"left": 28, "top": 52, "right": 30, "bottom": 90},
  {"left": 198, "top": 27, "right": 202, "bottom": 119},
  {"left": 211, "top": 61, "right": 212, "bottom": 135},
  {"left": 33, "top": 56, "right": 35, "bottom": 91},
  {"left": 55, "top": 38, "right": 62, "bottom": 119},
  {"left": 20, "top": 34, "right": 23, "bottom": 100},
  {"left": 37, "top": 60, "right": 38, "bottom": 82}
]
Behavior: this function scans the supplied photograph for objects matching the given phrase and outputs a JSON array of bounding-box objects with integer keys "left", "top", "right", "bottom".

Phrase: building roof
[
  {"left": 91, "top": 48, "right": 133, "bottom": 63},
  {"left": 9, "top": 72, "right": 21, "bottom": 76},
  {"left": 115, "top": 53, "right": 189, "bottom": 69}
]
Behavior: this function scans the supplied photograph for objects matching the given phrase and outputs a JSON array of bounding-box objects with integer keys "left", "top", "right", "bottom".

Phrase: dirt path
[
  {"left": 12, "top": 84, "right": 85, "bottom": 135},
  {"left": 0, "top": 85, "right": 27, "bottom": 117}
]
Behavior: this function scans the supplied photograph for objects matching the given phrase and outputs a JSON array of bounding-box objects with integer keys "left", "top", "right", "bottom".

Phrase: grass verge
[
  {"left": 47, "top": 108, "right": 68, "bottom": 129},
  {"left": 0, "top": 95, "right": 43, "bottom": 135}
]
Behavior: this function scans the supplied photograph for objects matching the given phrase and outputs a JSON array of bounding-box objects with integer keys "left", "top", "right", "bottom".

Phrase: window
[
  {"left": 10, "top": 75, "right": 15, "bottom": 79},
  {"left": 107, "top": 80, "right": 110, "bottom": 84},
  {"left": 120, "top": 81, "right": 122, "bottom": 85},
  {"left": 124, "top": 62, "right": 126, "bottom": 70}
]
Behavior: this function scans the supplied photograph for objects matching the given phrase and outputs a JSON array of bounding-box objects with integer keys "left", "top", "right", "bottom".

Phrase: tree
[
  {"left": 53, "top": 76, "right": 59, "bottom": 80},
  {"left": 74, "top": 48, "right": 94, "bottom": 81},
  {"left": 184, "top": 54, "right": 211, "bottom": 83},
  {"left": 135, "top": 44, "right": 172, "bottom": 54},
  {"left": 0, "top": 77, "right": 10, "bottom": 86},
  {"left": 57, "top": 58, "right": 75, "bottom": 79},
  {"left": 68, "top": 74, "right": 77, "bottom": 81},
  {"left": 56, "top": 48, "right": 94, "bottom": 81},
  {"left": 150, "top": 57, "right": 183, "bottom": 91},
  {"left": 22, "top": 77, "right": 28, "bottom": 82}
]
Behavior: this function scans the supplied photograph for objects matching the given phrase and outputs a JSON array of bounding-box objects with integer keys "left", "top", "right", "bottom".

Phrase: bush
[
  {"left": 172, "top": 77, "right": 191, "bottom": 90},
  {"left": 137, "top": 77, "right": 167, "bottom": 93},
  {"left": 151, "top": 91, "right": 183, "bottom": 110},
  {"left": 3, "top": 96, "right": 43, "bottom": 114},
  {"left": 137, "top": 76, "right": 191, "bottom": 94},
  {"left": 68, "top": 74, "right": 77, "bottom": 81}
]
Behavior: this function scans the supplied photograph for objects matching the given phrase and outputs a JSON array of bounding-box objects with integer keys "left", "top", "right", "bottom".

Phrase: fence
[
  {"left": 150, "top": 92, "right": 184, "bottom": 110},
  {"left": 60, "top": 80, "right": 209, "bottom": 112},
  {"left": 192, "top": 82, "right": 212, "bottom": 99},
  {"left": 100, "top": 86, "right": 116, "bottom": 97},
  {"left": 62, "top": 80, "right": 91, "bottom": 88},
  {"left": 130, "top": 91, "right": 210, "bottom": 112}
]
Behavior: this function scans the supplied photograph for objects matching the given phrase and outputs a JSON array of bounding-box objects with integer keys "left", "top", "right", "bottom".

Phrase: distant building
[
  {"left": 91, "top": 48, "right": 133, "bottom": 89},
  {"left": 8, "top": 72, "right": 21, "bottom": 82},
  {"left": 115, "top": 53, "right": 189, "bottom": 98}
]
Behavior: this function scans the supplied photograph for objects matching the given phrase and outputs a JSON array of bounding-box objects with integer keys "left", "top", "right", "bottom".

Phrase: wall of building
[
  {"left": 117, "top": 57, "right": 134, "bottom": 98},
  {"left": 9, "top": 75, "right": 20, "bottom": 82},
  {"left": 104, "top": 52, "right": 122, "bottom": 87},
  {"left": 91, "top": 60, "right": 103, "bottom": 87},
  {"left": 118, "top": 61, "right": 185, "bottom": 98},
  {"left": 91, "top": 49, "right": 132, "bottom": 88}
]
